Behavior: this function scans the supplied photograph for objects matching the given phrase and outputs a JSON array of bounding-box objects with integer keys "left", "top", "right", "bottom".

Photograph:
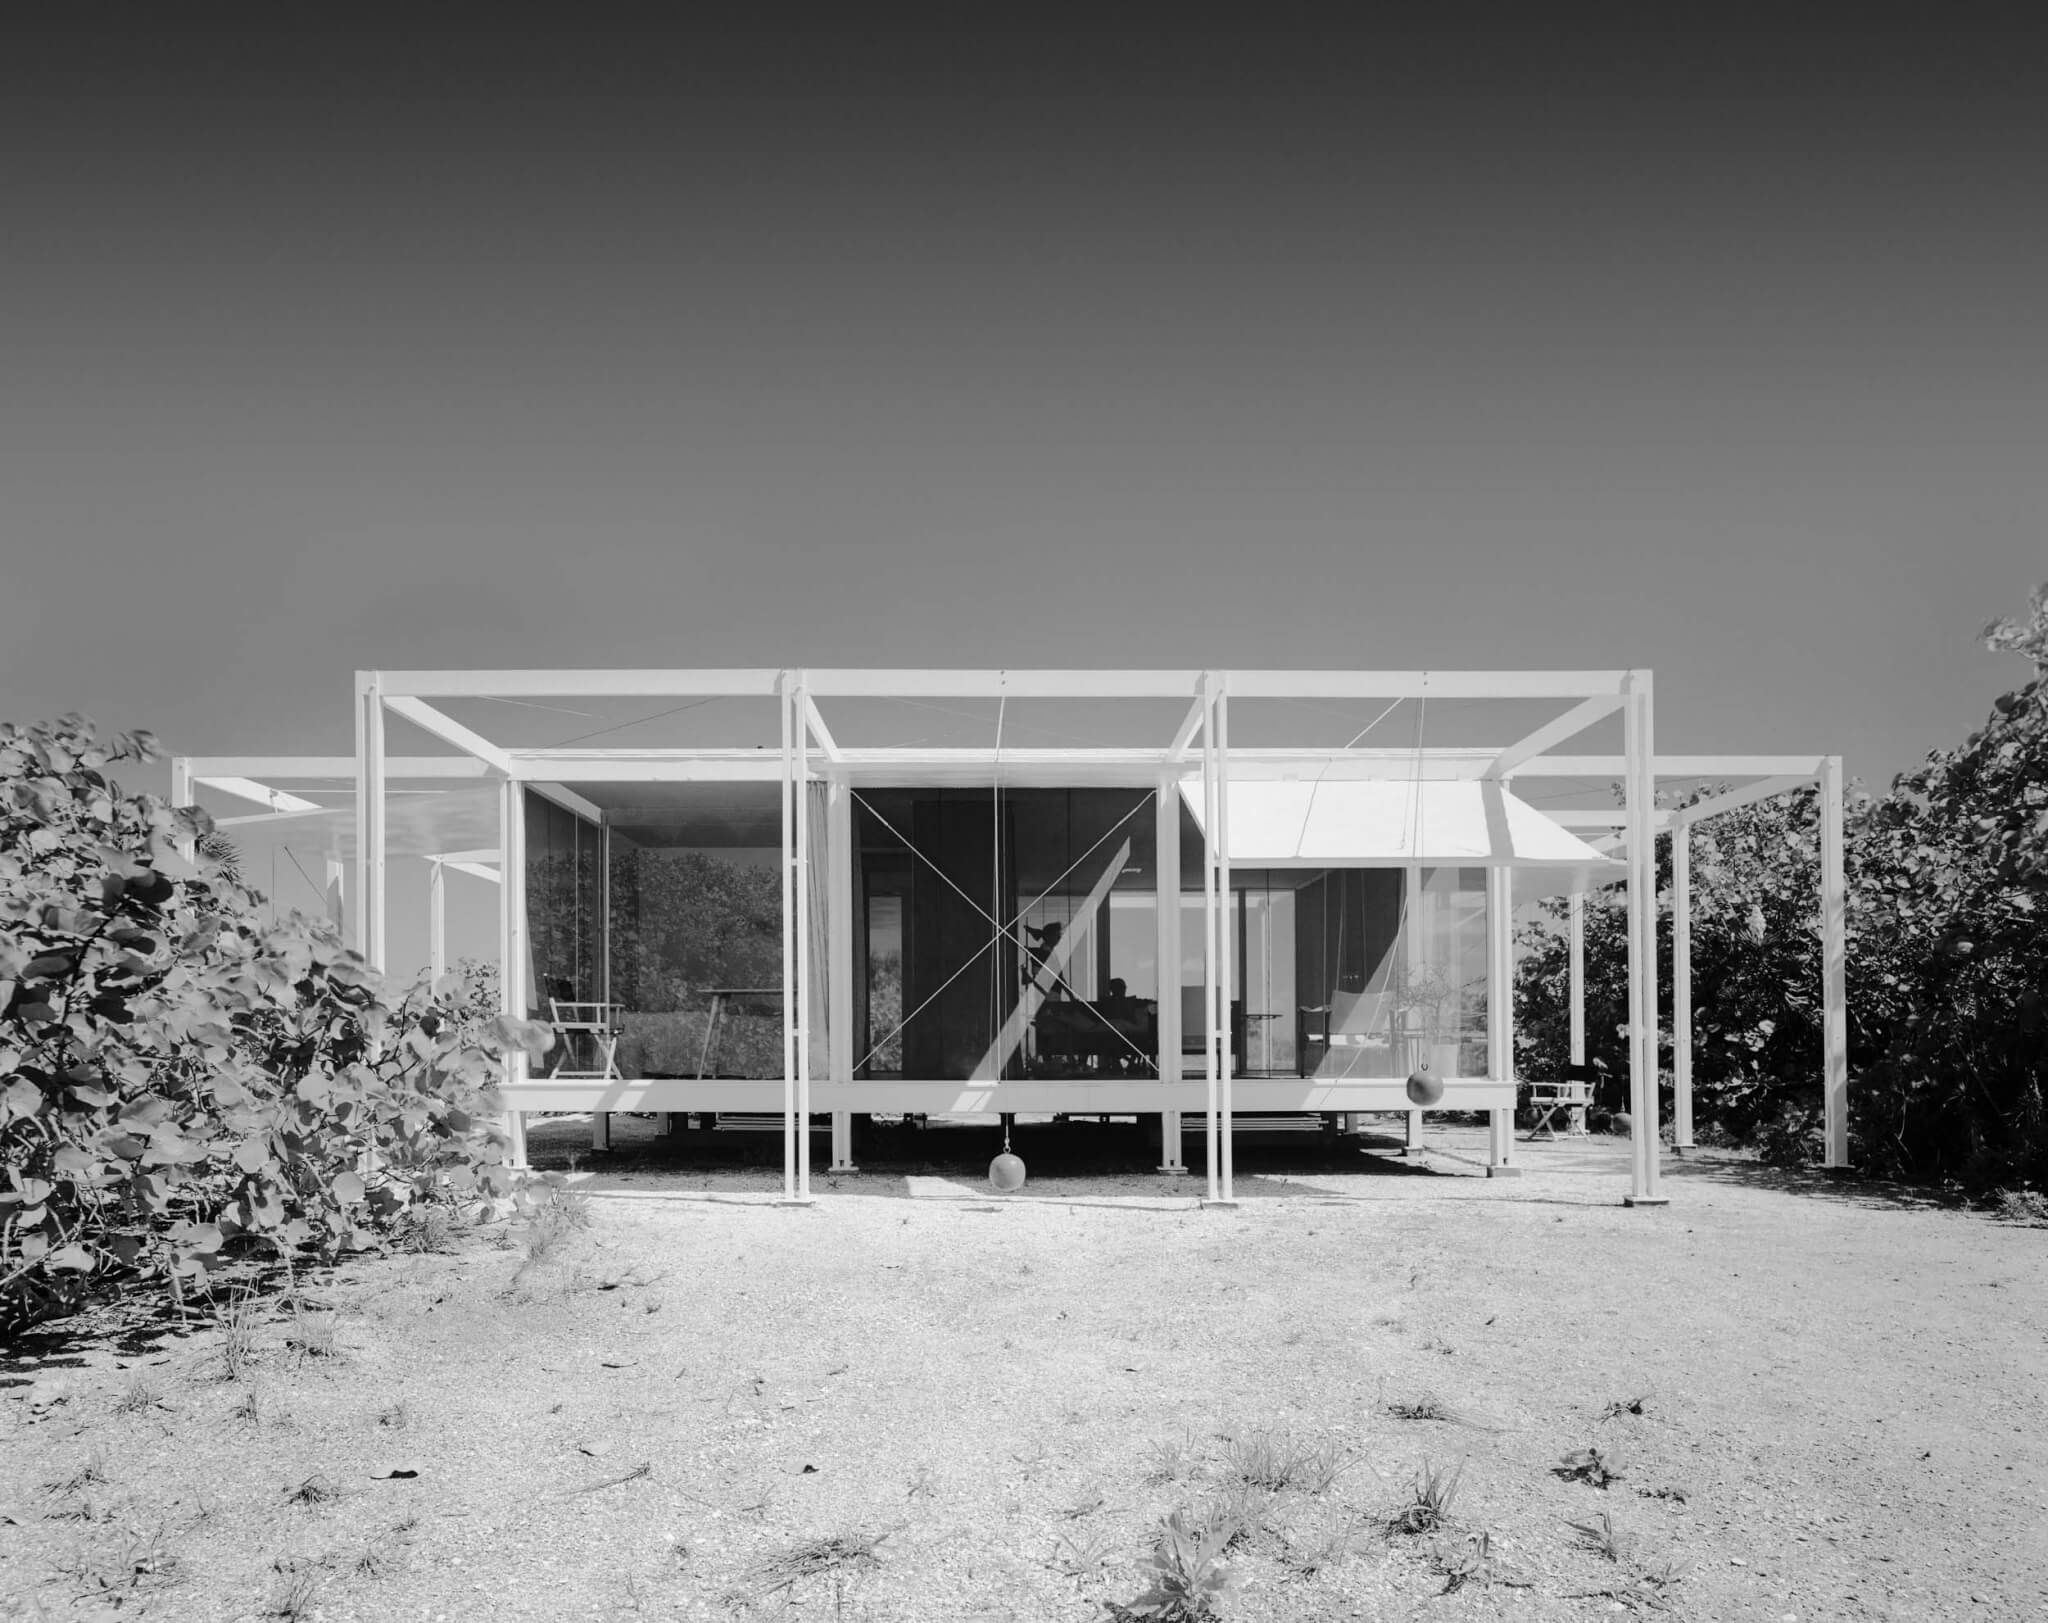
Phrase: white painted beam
[
  {"left": 1168, "top": 696, "right": 1207, "bottom": 759},
  {"left": 182, "top": 756, "right": 492, "bottom": 781},
  {"left": 191, "top": 776, "right": 323, "bottom": 814},
  {"left": 1486, "top": 693, "right": 1627, "bottom": 780},
  {"left": 381, "top": 696, "right": 515, "bottom": 775},
  {"left": 1669, "top": 775, "right": 1814, "bottom": 828},
  {"left": 1623, "top": 674, "right": 1665, "bottom": 1205},
  {"left": 1519, "top": 754, "right": 1826, "bottom": 780},
  {"left": 378, "top": 669, "right": 783, "bottom": 699},
  {"left": 525, "top": 780, "right": 604, "bottom": 824},
  {"left": 803, "top": 695, "right": 842, "bottom": 762},
  {"left": 1672, "top": 824, "right": 1693, "bottom": 1150},
  {"left": 1225, "top": 671, "right": 1630, "bottom": 700}
]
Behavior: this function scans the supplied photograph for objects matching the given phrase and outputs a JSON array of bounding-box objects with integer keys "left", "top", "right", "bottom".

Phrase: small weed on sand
[
  {"left": 113, "top": 1373, "right": 168, "bottom": 1415},
  {"left": 285, "top": 1299, "right": 340, "bottom": 1362},
  {"left": 1598, "top": 1393, "right": 1652, "bottom": 1422},
  {"left": 214, "top": 1288, "right": 263, "bottom": 1380},
  {"left": 44, "top": 1448, "right": 111, "bottom": 1498},
  {"left": 1555, "top": 1446, "right": 1623, "bottom": 1489},
  {"left": 1566, "top": 1508, "right": 1629, "bottom": 1560},
  {"left": 1108, "top": 1505, "right": 1242, "bottom": 1621},
  {"left": 1221, "top": 1425, "right": 1346, "bottom": 1495},
  {"left": 265, "top": 1562, "right": 320, "bottom": 1619},
  {"left": 285, "top": 1473, "right": 342, "bottom": 1508},
  {"left": 53, "top": 1519, "right": 185, "bottom": 1601},
  {"left": 1386, "top": 1459, "right": 1462, "bottom": 1537},
  {"left": 1140, "top": 1427, "right": 1203, "bottom": 1485},
  {"left": 1435, "top": 1529, "right": 1533, "bottom": 1594},
  {"left": 749, "top": 1529, "right": 889, "bottom": 1608},
  {"left": 377, "top": 1399, "right": 411, "bottom": 1430}
]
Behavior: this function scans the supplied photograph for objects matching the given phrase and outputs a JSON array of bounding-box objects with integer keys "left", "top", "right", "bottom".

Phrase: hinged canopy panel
[{"left": 1178, "top": 778, "right": 1624, "bottom": 872}]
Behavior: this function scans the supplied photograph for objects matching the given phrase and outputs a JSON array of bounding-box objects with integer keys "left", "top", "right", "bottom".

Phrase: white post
[
  {"left": 353, "top": 674, "right": 387, "bottom": 969},
  {"left": 1821, "top": 755, "right": 1849, "bottom": 1168},
  {"left": 500, "top": 776, "right": 529, "bottom": 1167},
  {"left": 794, "top": 673, "right": 813, "bottom": 1201},
  {"left": 1403, "top": 865, "right": 1424, "bottom": 1153},
  {"left": 1623, "top": 672, "right": 1666, "bottom": 1205},
  {"left": 779, "top": 672, "right": 798, "bottom": 1203},
  {"left": 1672, "top": 822, "right": 1693, "bottom": 1150},
  {"left": 428, "top": 859, "right": 447, "bottom": 984},
  {"left": 1155, "top": 770, "right": 1185, "bottom": 1172},
  {"left": 1201, "top": 674, "right": 1220, "bottom": 1204},
  {"left": 828, "top": 773, "right": 857, "bottom": 1173},
  {"left": 169, "top": 756, "right": 195, "bottom": 862},
  {"left": 1217, "top": 674, "right": 1234, "bottom": 1205},
  {"left": 1486, "top": 864, "right": 1519, "bottom": 1175},
  {"left": 1567, "top": 888, "right": 1586, "bottom": 1133}
]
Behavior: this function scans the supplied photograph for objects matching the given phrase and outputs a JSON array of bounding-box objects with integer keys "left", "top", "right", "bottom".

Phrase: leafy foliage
[
  {"left": 2, "top": 715, "right": 553, "bottom": 1335},
  {"left": 1514, "top": 580, "right": 2048, "bottom": 1192}
]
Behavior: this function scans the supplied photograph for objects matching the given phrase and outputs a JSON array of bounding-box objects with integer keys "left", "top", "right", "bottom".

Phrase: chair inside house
[
  {"left": 545, "top": 990, "right": 624, "bottom": 1083},
  {"left": 1525, "top": 1059, "right": 1603, "bottom": 1140}
]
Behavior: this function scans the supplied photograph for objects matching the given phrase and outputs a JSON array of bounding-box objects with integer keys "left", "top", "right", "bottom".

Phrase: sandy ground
[{"left": 2, "top": 1120, "right": 2044, "bottom": 1622}]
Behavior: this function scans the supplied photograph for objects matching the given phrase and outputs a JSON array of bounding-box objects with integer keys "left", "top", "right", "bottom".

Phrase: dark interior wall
[
  {"left": 902, "top": 794, "right": 1019, "bottom": 1079},
  {"left": 525, "top": 789, "right": 601, "bottom": 1008},
  {"left": 1293, "top": 869, "right": 1405, "bottom": 1006}
]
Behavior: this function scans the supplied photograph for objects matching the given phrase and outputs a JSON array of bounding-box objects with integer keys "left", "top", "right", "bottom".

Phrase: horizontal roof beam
[
  {"left": 373, "top": 669, "right": 783, "bottom": 699},
  {"left": 1516, "top": 754, "right": 1827, "bottom": 779},
  {"left": 182, "top": 756, "right": 490, "bottom": 781},
  {"left": 1670, "top": 774, "right": 1816, "bottom": 829}
]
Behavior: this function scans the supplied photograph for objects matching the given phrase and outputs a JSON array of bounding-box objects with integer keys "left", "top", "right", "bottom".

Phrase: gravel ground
[{"left": 3, "top": 1121, "right": 2044, "bottom": 1622}]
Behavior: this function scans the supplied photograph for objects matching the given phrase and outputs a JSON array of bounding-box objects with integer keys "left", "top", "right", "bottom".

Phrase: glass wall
[
  {"left": 524, "top": 791, "right": 602, "bottom": 1010},
  {"left": 853, "top": 787, "right": 1158, "bottom": 1081}
]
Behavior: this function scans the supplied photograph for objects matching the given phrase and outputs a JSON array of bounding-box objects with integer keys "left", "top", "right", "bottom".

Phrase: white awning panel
[{"left": 1179, "top": 778, "right": 1624, "bottom": 872}]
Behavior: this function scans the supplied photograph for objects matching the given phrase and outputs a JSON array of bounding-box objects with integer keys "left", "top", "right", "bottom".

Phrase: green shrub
[{"left": 2, "top": 715, "right": 553, "bottom": 1335}]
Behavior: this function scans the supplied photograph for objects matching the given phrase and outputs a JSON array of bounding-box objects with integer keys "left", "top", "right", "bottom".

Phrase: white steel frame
[{"left": 180, "top": 670, "right": 1850, "bottom": 1205}]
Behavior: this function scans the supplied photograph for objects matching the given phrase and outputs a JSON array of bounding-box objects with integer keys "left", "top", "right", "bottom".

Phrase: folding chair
[
  {"left": 1526, "top": 1060, "right": 1602, "bottom": 1140},
  {"left": 547, "top": 999, "right": 624, "bottom": 1149}
]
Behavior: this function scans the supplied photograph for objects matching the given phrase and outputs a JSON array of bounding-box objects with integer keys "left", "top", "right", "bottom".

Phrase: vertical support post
[
  {"left": 428, "top": 860, "right": 447, "bottom": 985},
  {"left": 794, "top": 673, "right": 813, "bottom": 1201},
  {"left": 1200, "top": 674, "right": 1220, "bottom": 1204},
  {"left": 1403, "top": 865, "right": 1424, "bottom": 1153},
  {"left": 1485, "top": 864, "right": 1519, "bottom": 1175},
  {"left": 828, "top": 772, "right": 857, "bottom": 1173},
  {"left": 1567, "top": 888, "right": 1586, "bottom": 1133},
  {"left": 1623, "top": 671, "right": 1666, "bottom": 1205},
  {"left": 1154, "top": 771, "right": 1185, "bottom": 1172},
  {"left": 1672, "top": 820, "right": 1694, "bottom": 1150},
  {"left": 169, "top": 757, "right": 195, "bottom": 862},
  {"left": 779, "top": 671, "right": 798, "bottom": 1203},
  {"left": 499, "top": 775, "right": 529, "bottom": 1167},
  {"left": 353, "top": 673, "right": 387, "bottom": 969},
  {"left": 1216, "top": 675, "right": 1234, "bottom": 1205},
  {"left": 1820, "top": 754, "right": 1849, "bottom": 1168}
]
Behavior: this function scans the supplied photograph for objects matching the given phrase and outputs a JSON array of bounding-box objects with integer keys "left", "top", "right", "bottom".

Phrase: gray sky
[{"left": 3, "top": 14, "right": 2043, "bottom": 971}]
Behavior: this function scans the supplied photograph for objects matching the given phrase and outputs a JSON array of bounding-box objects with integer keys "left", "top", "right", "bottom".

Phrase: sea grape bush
[
  {"left": 1515, "top": 581, "right": 2048, "bottom": 1192},
  {"left": 1, "top": 715, "right": 552, "bottom": 1333}
]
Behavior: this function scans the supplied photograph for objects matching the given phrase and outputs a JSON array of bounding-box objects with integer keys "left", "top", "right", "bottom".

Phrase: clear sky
[{"left": 3, "top": 13, "right": 2043, "bottom": 972}]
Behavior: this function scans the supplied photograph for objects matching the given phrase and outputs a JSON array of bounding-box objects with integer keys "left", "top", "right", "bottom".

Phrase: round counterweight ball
[
  {"left": 1405, "top": 1064, "right": 1445, "bottom": 1108},
  {"left": 989, "top": 1151, "right": 1027, "bottom": 1192}
]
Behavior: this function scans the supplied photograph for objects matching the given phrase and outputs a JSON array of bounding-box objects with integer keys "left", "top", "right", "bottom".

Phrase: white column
[
  {"left": 428, "top": 860, "right": 447, "bottom": 985},
  {"left": 1201, "top": 674, "right": 1220, "bottom": 1204},
  {"left": 499, "top": 776, "right": 529, "bottom": 1167},
  {"left": 1672, "top": 821, "right": 1694, "bottom": 1150},
  {"left": 1155, "top": 771, "right": 1185, "bottom": 1172},
  {"left": 794, "top": 673, "right": 813, "bottom": 1201},
  {"left": 1403, "top": 865, "right": 1424, "bottom": 1153},
  {"left": 1486, "top": 864, "right": 1518, "bottom": 1175},
  {"left": 169, "top": 756, "right": 195, "bottom": 862},
  {"left": 828, "top": 773, "right": 857, "bottom": 1173},
  {"left": 1623, "top": 673, "right": 1666, "bottom": 1205},
  {"left": 1821, "top": 755, "right": 1849, "bottom": 1168},
  {"left": 1567, "top": 888, "right": 1586, "bottom": 1133},
  {"left": 779, "top": 672, "right": 798, "bottom": 1203},
  {"left": 354, "top": 674, "right": 387, "bottom": 969},
  {"left": 1217, "top": 675, "right": 1234, "bottom": 1205}
]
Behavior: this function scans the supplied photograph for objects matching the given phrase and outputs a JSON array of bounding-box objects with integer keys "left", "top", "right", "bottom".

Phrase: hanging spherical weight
[
  {"left": 989, "top": 1151, "right": 1027, "bottom": 1192},
  {"left": 1405, "top": 1062, "right": 1445, "bottom": 1108}
]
